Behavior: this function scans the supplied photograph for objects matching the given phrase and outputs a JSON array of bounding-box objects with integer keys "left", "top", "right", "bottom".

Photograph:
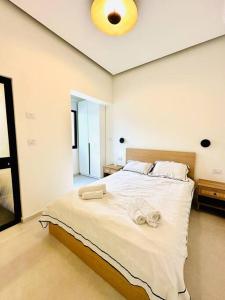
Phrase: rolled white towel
[
  {"left": 146, "top": 210, "right": 161, "bottom": 228},
  {"left": 82, "top": 190, "right": 103, "bottom": 200},
  {"left": 78, "top": 184, "right": 106, "bottom": 197},
  {"left": 130, "top": 209, "right": 146, "bottom": 225}
]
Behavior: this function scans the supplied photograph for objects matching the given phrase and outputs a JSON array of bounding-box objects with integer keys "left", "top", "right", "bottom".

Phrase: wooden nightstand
[
  {"left": 103, "top": 164, "right": 123, "bottom": 177},
  {"left": 197, "top": 179, "right": 225, "bottom": 212}
]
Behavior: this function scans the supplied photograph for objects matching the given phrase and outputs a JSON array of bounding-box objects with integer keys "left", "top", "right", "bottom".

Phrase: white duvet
[{"left": 40, "top": 171, "right": 194, "bottom": 300}]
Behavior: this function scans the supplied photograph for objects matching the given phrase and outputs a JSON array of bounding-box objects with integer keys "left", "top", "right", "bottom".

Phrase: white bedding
[{"left": 40, "top": 171, "right": 194, "bottom": 300}]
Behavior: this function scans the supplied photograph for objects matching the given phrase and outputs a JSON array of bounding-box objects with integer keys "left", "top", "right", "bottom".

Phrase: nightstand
[
  {"left": 197, "top": 179, "right": 225, "bottom": 212},
  {"left": 103, "top": 164, "right": 123, "bottom": 177}
]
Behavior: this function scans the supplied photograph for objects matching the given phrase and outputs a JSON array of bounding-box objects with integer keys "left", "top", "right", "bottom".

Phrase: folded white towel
[
  {"left": 146, "top": 210, "right": 161, "bottom": 228},
  {"left": 81, "top": 190, "right": 103, "bottom": 200},
  {"left": 78, "top": 184, "right": 106, "bottom": 197},
  {"left": 130, "top": 209, "right": 146, "bottom": 225},
  {"left": 129, "top": 199, "right": 162, "bottom": 227}
]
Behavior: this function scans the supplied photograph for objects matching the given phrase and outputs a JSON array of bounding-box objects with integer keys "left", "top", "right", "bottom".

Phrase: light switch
[
  {"left": 25, "top": 112, "right": 36, "bottom": 119},
  {"left": 27, "top": 139, "right": 36, "bottom": 146},
  {"left": 212, "top": 169, "right": 223, "bottom": 175}
]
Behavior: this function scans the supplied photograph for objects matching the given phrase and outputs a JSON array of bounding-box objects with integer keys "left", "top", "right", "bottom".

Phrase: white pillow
[
  {"left": 123, "top": 160, "right": 153, "bottom": 175},
  {"left": 149, "top": 161, "right": 189, "bottom": 181}
]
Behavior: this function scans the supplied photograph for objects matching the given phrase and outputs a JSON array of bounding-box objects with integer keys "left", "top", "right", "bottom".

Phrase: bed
[{"left": 40, "top": 148, "right": 196, "bottom": 300}]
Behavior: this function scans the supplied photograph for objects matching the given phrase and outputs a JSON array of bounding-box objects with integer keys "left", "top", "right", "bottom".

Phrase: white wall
[
  {"left": 111, "top": 36, "right": 225, "bottom": 181},
  {"left": 0, "top": 0, "right": 112, "bottom": 218}
]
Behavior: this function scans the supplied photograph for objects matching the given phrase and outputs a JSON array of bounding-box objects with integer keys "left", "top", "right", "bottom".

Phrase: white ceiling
[{"left": 10, "top": 0, "right": 225, "bottom": 74}]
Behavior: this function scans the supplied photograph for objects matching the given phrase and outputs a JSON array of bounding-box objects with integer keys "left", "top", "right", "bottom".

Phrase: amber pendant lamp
[{"left": 91, "top": 0, "right": 138, "bottom": 36}]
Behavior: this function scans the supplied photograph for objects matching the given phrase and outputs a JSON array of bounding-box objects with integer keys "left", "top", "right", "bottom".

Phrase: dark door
[{"left": 0, "top": 76, "right": 21, "bottom": 231}]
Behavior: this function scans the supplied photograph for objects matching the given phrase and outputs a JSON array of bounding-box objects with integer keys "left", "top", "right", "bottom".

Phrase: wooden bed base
[
  {"left": 49, "top": 148, "right": 196, "bottom": 299},
  {"left": 49, "top": 223, "right": 149, "bottom": 300}
]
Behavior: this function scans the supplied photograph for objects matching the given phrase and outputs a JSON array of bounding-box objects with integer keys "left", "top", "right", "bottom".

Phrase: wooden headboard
[{"left": 126, "top": 148, "right": 196, "bottom": 179}]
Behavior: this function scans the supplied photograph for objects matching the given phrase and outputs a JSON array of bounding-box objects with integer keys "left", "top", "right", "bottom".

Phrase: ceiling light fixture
[{"left": 91, "top": 0, "right": 138, "bottom": 36}]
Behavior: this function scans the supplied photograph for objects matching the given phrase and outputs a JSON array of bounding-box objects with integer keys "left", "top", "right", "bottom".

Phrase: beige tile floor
[
  {"left": 184, "top": 210, "right": 225, "bottom": 300},
  {"left": 0, "top": 210, "right": 224, "bottom": 300},
  {"left": 73, "top": 175, "right": 97, "bottom": 189}
]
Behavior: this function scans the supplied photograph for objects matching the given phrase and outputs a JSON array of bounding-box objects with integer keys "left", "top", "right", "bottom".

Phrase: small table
[
  {"left": 197, "top": 179, "right": 225, "bottom": 212},
  {"left": 103, "top": 164, "right": 123, "bottom": 177}
]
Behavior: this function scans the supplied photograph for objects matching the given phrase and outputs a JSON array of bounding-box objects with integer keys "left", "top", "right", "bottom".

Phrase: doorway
[
  {"left": 0, "top": 76, "right": 21, "bottom": 231},
  {"left": 71, "top": 95, "right": 106, "bottom": 188}
]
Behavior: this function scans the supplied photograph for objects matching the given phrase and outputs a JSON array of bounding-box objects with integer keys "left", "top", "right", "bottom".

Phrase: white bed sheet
[{"left": 40, "top": 171, "right": 194, "bottom": 300}]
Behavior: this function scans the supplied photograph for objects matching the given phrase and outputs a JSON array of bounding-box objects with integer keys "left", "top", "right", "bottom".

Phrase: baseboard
[{"left": 22, "top": 211, "right": 42, "bottom": 223}]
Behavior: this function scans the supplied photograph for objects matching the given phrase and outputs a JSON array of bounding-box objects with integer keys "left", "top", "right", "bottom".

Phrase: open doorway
[
  {"left": 71, "top": 94, "right": 106, "bottom": 188},
  {"left": 0, "top": 76, "right": 21, "bottom": 231}
]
